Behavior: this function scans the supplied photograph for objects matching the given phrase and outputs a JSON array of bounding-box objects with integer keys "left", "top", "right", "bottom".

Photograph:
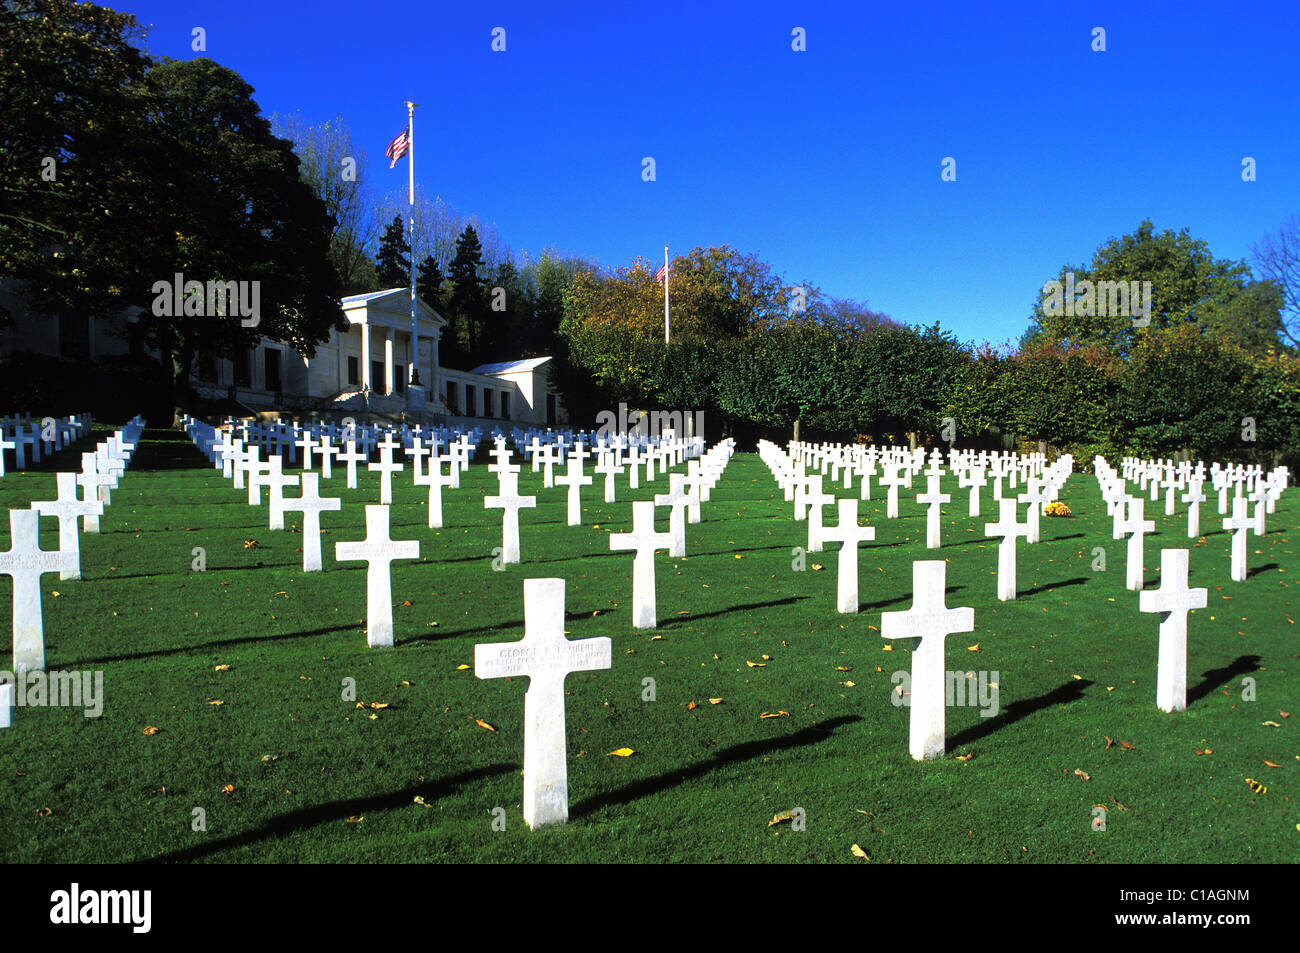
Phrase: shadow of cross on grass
[
  {"left": 568, "top": 714, "right": 860, "bottom": 820},
  {"left": 138, "top": 764, "right": 520, "bottom": 864},
  {"left": 1187, "top": 655, "right": 1261, "bottom": 705},
  {"left": 946, "top": 678, "right": 1094, "bottom": 750}
]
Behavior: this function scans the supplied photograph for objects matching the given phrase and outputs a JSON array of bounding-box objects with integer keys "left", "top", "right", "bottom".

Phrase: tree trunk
[{"left": 793, "top": 418, "right": 801, "bottom": 444}]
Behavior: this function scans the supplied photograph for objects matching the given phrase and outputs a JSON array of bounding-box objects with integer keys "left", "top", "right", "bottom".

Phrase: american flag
[
  {"left": 386, "top": 127, "right": 411, "bottom": 168},
  {"left": 653, "top": 262, "right": 668, "bottom": 285}
]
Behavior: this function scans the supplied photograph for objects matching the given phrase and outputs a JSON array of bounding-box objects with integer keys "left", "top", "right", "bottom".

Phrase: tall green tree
[
  {"left": 447, "top": 224, "right": 487, "bottom": 364},
  {"left": 1026, "top": 220, "right": 1281, "bottom": 356},
  {"left": 0, "top": 0, "right": 154, "bottom": 325},
  {"left": 375, "top": 214, "right": 410, "bottom": 289}
]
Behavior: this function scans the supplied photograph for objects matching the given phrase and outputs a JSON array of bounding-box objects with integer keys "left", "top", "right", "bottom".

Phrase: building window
[
  {"left": 446, "top": 381, "right": 458, "bottom": 414},
  {"left": 348, "top": 356, "right": 359, "bottom": 386},
  {"left": 465, "top": 385, "right": 476, "bottom": 416},
  {"left": 264, "top": 348, "right": 282, "bottom": 392},
  {"left": 500, "top": 392, "right": 509, "bottom": 419},
  {"left": 372, "top": 361, "right": 385, "bottom": 395},
  {"left": 234, "top": 349, "right": 252, "bottom": 387},
  {"left": 484, "top": 390, "right": 494, "bottom": 418},
  {"left": 395, "top": 373, "right": 405, "bottom": 394},
  {"left": 546, "top": 393, "right": 556, "bottom": 425}
]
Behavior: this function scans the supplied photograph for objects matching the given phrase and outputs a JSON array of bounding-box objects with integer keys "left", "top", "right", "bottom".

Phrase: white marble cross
[
  {"left": 296, "top": 431, "right": 318, "bottom": 471},
  {"left": 488, "top": 442, "right": 519, "bottom": 481},
  {"left": 413, "top": 451, "right": 456, "bottom": 528},
  {"left": 1139, "top": 548, "right": 1207, "bottom": 713},
  {"left": 0, "top": 431, "right": 15, "bottom": 478},
  {"left": 917, "top": 474, "right": 951, "bottom": 549},
  {"left": 337, "top": 440, "right": 367, "bottom": 490},
  {"left": 819, "top": 498, "right": 876, "bottom": 613},
  {"left": 317, "top": 435, "right": 337, "bottom": 479},
  {"left": 959, "top": 466, "right": 986, "bottom": 517},
  {"left": 609, "top": 500, "right": 675, "bottom": 629},
  {"left": 1119, "top": 497, "right": 1156, "bottom": 591},
  {"left": 474, "top": 578, "right": 611, "bottom": 829},
  {"left": 280, "top": 472, "right": 341, "bottom": 572},
  {"left": 653, "top": 473, "right": 689, "bottom": 557},
  {"left": 212, "top": 430, "right": 237, "bottom": 478},
  {"left": 682, "top": 460, "right": 705, "bottom": 523},
  {"left": 1182, "top": 479, "right": 1206, "bottom": 539},
  {"left": 878, "top": 464, "right": 905, "bottom": 519},
  {"left": 0, "top": 681, "right": 10, "bottom": 728},
  {"left": 485, "top": 472, "right": 537, "bottom": 564},
  {"left": 30, "top": 472, "right": 102, "bottom": 580},
  {"left": 334, "top": 504, "right": 420, "bottom": 648},
  {"left": 554, "top": 455, "right": 593, "bottom": 527},
  {"left": 984, "top": 498, "right": 1030, "bottom": 601},
  {"left": 594, "top": 451, "right": 623, "bottom": 504},
  {"left": 264, "top": 456, "right": 301, "bottom": 531},
  {"left": 540, "top": 444, "right": 559, "bottom": 489},
  {"left": 881, "top": 560, "right": 976, "bottom": 760},
  {"left": 804, "top": 476, "right": 835, "bottom": 553},
  {"left": 0, "top": 509, "right": 77, "bottom": 672},
  {"left": 1223, "top": 496, "right": 1252, "bottom": 582},
  {"left": 368, "top": 440, "right": 403, "bottom": 505},
  {"left": 79, "top": 452, "right": 114, "bottom": 513},
  {"left": 1017, "top": 478, "right": 1049, "bottom": 544},
  {"left": 625, "top": 446, "right": 641, "bottom": 490}
]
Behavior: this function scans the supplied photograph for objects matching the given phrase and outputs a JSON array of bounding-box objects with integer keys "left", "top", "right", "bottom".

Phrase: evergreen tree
[
  {"left": 376, "top": 214, "right": 410, "bottom": 289},
  {"left": 448, "top": 225, "right": 487, "bottom": 362}
]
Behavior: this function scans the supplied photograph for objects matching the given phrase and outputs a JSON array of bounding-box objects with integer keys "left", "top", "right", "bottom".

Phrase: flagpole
[
  {"left": 664, "top": 244, "right": 670, "bottom": 343},
  {"left": 406, "top": 101, "right": 420, "bottom": 390}
]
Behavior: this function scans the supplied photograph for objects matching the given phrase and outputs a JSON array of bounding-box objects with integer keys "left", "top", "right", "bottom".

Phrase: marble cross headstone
[
  {"left": 594, "top": 451, "right": 623, "bottom": 504},
  {"left": 878, "top": 464, "right": 905, "bottom": 519},
  {"left": 819, "top": 498, "right": 876, "bottom": 613},
  {"left": 1223, "top": 496, "right": 1251, "bottom": 582},
  {"left": 1119, "top": 497, "right": 1156, "bottom": 591},
  {"left": 652, "top": 473, "right": 689, "bottom": 557},
  {"left": 0, "top": 509, "right": 77, "bottom": 673},
  {"left": 337, "top": 439, "right": 367, "bottom": 490},
  {"left": 880, "top": 560, "right": 976, "bottom": 760},
  {"left": 414, "top": 453, "right": 456, "bottom": 528},
  {"left": 984, "top": 498, "right": 1030, "bottom": 601},
  {"left": 1138, "top": 548, "right": 1207, "bottom": 713},
  {"left": 484, "top": 472, "right": 537, "bottom": 564},
  {"left": 804, "top": 476, "right": 835, "bottom": 553},
  {"left": 554, "top": 455, "right": 593, "bottom": 527},
  {"left": 30, "top": 472, "right": 102, "bottom": 580},
  {"left": 474, "top": 578, "right": 611, "bottom": 829},
  {"left": 264, "top": 456, "right": 300, "bottom": 531},
  {"left": 334, "top": 504, "right": 420, "bottom": 648},
  {"left": 280, "top": 472, "right": 341, "bottom": 572},
  {"left": 1182, "top": 480, "right": 1206, "bottom": 539},
  {"left": 917, "top": 474, "right": 951, "bottom": 549},
  {"left": 609, "top": 500, "right": 675, "bottom": 629},
  {"left": 368, "top": 439, "right": 403, "bottom": 505}
]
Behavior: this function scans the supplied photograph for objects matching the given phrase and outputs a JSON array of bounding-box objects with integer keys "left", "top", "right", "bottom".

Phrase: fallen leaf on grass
[
  {"left": 608, "top": 747, "right": 635, "bottom": 757},
  {"left": 221, "top": 785, "right": 234, "bottom": 795},
  {"left": 955, "top": 753, "right": 973, "bottom": 761},
  {"left": 142, "top": 726, "right": 161, "bottom": 735},
  {"left": 214, "top": 664, "right": 230, "bottom": 672},
  {"left": 810, "top": 564, "right": 823, "bottom": 571},
  {"left": 759, "top": 710, "right": 790, "bottom": 719},
  {"left": 850, "top": 844, "right": 869, "bottom": 860},
  {"left": 768, "top": 810, "right": 794, "bottom": 828},
  {"left": 412, "top": 796, "right": 431, "bottom": 808},
  {"left": 344, "top": 815, "right": 363, "bottom": 823},
  {"left": 746, "top": 660, "right": 766, "bottom": 668},
  {"left": 1195, "top": 748, "right": 1213, "bottom": 756},
  {"left": 1074, "top": 769, "right": 1091, "bottom": 781},
  {"left": 709, "top": 698, "right": 723, "bottom": 705},
  {"left": 967, "top": 643, "right": 980, "bottom": 652},
  {"left": 456, "top": 664, "right": 469, "bottom": 670},
  {"left": 1264, "top": 760, "right": 1281, "bottom": 768},
  {"left": 207, "top": 699, "right": 224, "bottom": 706},
  {"left": 1262, "top": 721, "right": 1281, "bottom": 728},
  {"left": 1119, "top": 740, "right": 1136, "bottom": 750},
  {"left": 687, "top": 701, "right": 696, "bottom": 710},
  {"left": 475, "top": 719, "right": 496, "bottom": 732},
  {"left": 835, "top": 666, "right": 852, "bottom": 672}
]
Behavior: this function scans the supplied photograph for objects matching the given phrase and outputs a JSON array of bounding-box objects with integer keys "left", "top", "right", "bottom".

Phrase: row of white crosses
[
  {"left": 184, "top": 419, "right": 429, "bottom": 648},
  {"left": 760, "top": 440, "right": 1067, "bottom": 607},
  {"left": 1097, "top": 454, "right": 1282, "bottom": 584},
  {"left": 0, "top": 414, "right": 94, "bottom": 477},
  {"left": 1, "top": 418, "right": 144, "bottom": 733},
  {"left": 475, "top": 439, "right": 732, "bottom": 828}
]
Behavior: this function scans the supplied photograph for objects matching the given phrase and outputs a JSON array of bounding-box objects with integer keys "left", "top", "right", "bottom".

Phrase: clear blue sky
[{"left": 126, "top": 0, "right": 1299, "bottom": 348}]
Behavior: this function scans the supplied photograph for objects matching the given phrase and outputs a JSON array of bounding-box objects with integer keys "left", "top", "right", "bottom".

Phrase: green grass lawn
[{"left": 1, "top": 426, "right": 1295, "bottom": 863}]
